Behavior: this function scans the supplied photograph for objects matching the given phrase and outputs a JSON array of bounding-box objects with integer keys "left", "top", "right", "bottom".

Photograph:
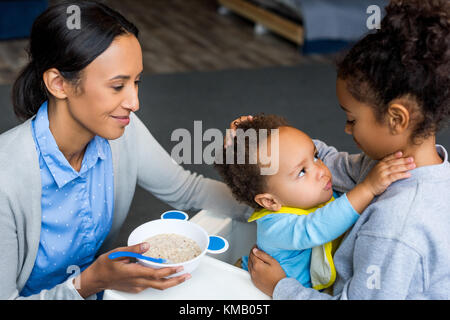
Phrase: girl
[
  {"left": 0, "top": 1, "right": 251, "bottom": 300},
  {"left": 244, "top": 0, "right": 450, "bottom": 299}
]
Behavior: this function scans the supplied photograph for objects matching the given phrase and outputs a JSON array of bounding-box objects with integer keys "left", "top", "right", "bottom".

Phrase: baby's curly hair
[
  {"left": 215, "top": 114, "right": 289, "bottom": 209},
  {"left": 337, "top": 0, "right": 450, "bottom": 143}
]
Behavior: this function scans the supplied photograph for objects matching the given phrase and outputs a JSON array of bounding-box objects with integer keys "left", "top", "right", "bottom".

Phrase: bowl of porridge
[{"left": 127, "top": 210, "right": 228, "bottom": 277}]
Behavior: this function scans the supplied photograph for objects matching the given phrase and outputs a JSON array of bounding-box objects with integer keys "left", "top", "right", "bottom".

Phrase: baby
[{"left": 215, "top": 114, "right": 414, "bottom": 290}]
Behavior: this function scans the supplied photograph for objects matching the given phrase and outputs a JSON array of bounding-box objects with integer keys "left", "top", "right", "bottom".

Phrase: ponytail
[{"left": 12, "top": 62, "right": 47, "bottom": 121}]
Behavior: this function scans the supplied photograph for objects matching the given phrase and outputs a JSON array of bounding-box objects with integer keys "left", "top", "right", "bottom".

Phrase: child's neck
[{"left": 401, "top": 136, "right": 443, "bottom": 168}]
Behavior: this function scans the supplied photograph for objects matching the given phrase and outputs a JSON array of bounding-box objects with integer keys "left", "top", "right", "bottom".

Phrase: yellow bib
[{"left": 249, "top": 196, "right": 339, "bottom": 291}]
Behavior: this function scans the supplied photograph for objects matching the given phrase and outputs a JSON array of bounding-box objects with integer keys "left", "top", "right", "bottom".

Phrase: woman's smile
[{"left": 111, "top": 115, "right": 130, "bottom": 126}]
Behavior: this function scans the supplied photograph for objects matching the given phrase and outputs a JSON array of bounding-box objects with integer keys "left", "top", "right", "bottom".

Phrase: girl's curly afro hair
[{"left": 337, "top": 0, "right": 450, "bottom": 143}]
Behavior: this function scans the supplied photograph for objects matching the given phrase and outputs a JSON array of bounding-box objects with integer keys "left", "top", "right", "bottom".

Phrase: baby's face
[{"left": 262, "top": 126, "right": 334, "bottom": 209}]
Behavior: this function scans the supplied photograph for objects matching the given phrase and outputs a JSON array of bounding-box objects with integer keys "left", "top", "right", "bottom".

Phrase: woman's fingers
[
  {"left": 230, "top": 115, "right": 253, "bottom": 130},
  {"left": 152, "top": 266, "right": 184, "bottom": 278},
  {"left": 112, "top": 242, "right": 149, "bottom": 255},
  {"left": 122, "top": 273, "right": 191, "bottom": 294},
  {"left": 224, "top": 130, "right": 235, "bottom": 148},
  {"left": 107, "top": 243, "right": 148, "bottom": 262},
  {"left": 126, "top": 263, "right": 191, "bottom": 291},
  {"left": 225, "top": 115, "right": 253, "bottom": 147},
  {"left": 140, "top": 273, "right": 192, "bottom": 291},
  {"left": 131, "top": 262, "right": 183, "bottom": 279}
]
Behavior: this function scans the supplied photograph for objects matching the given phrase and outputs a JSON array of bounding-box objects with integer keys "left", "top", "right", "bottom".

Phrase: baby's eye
[
  {"left": 346, "top": 120, "right": 355, "bottom": 125},
  {"left": 313, "top": 152, "right": 319, "bottom": 162},
  {"left": 298, "top": 169, "right": 306, "bottom": 178}
]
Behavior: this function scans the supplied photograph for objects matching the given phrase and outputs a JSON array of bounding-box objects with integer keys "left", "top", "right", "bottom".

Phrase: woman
[{"left": 0, "top": 1, "right": 251, "bottom": 299}]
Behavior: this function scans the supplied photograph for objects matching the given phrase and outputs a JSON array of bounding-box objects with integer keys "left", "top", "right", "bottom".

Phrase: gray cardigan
[{"left": 0, "top": 112, "right": 251, "bottom": 300}]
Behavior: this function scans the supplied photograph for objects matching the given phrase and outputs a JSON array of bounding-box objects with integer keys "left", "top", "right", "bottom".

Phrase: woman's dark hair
[
  {"left": 12, "top": 0, "right": 139, "bottom": 120},
  {"left": 215, "top": 114, "right": 289, "bottom": 209},
  {"left": 337, "top": 0, "right": 450, "bottom": 143}
]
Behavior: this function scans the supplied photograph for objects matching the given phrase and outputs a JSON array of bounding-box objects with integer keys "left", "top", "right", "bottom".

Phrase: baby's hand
[{"left": 362, "top": 151, "right": 415, "bottom": 196}]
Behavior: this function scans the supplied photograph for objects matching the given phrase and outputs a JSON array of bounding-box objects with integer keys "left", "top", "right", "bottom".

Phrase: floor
[{"left": 0, "top": 0, "right": 333, "bottom": 85}]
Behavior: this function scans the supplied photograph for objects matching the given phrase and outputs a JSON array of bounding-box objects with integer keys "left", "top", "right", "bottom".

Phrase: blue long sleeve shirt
[
  {"left": 20, "top": 101, "right": 114, "bottom": 297},
  {"left": 242, "top": 192, "right": 359, "bottom": 287}
]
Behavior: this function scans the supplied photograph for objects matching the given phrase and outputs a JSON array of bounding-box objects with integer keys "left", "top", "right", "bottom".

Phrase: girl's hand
[
  {"left": 347, "top": 151, "right": 415, "bottom": 213},
  {"left": 362, "top": 151, "right": 415, "bottom": 197},
  {"left": 247, "top": 245, "right": 286, "bottom": 297},
  {"left": 75, "top": 243, "right": 190, "bottom": 298},
  {"left": 224, "top": 115, "right": 254, "bottom": 147}
]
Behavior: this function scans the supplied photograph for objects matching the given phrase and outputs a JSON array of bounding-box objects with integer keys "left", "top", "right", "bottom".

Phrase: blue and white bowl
[{"left": 127, "top": 210, "right": 229, "bottom": 278}]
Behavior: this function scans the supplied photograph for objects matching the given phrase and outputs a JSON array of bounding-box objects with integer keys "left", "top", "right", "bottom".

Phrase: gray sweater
[
  {"left": 274, "top": 140, "right": 450, "bottom": 299},
  {"left": 0, "top": 113, "right": 252, "bottom": 300}
]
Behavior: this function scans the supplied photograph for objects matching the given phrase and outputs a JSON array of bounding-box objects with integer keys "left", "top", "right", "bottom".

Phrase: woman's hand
[
  {"left": 75, "top": 242, "right": 190, "bottom": 298},
  {"left": 224, "top": 115, "right": 254, "bottom": 147},
  {"left": 247, "top": 246, "right": 286, "bottom": 297}
]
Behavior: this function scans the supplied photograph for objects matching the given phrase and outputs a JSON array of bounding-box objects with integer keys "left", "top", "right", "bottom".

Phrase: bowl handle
[
  {"left": 207, "top": 235, "right": 229, "bottom": 254},
  {"left": 160, "top": 210, "right": 189, "bottom": 221}
]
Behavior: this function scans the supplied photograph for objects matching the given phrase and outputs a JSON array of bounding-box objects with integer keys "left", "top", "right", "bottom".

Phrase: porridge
[{"left": 143, "top": 233, "right": 202, "bottom": 263}]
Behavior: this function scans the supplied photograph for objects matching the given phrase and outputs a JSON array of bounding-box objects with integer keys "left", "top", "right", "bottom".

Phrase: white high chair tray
[{"left": 103, "top": 255, "right": 271, "bottom": 300}]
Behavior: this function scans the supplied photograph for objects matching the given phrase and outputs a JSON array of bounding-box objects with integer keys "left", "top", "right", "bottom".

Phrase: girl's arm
[{"left": 313, "top": 139, "right": 376, "bottom": 193}]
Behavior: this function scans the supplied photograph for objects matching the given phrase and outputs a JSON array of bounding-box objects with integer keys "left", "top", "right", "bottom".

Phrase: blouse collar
[{"left": 33, "top": 101, "right": 108, "bottom": 188}]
